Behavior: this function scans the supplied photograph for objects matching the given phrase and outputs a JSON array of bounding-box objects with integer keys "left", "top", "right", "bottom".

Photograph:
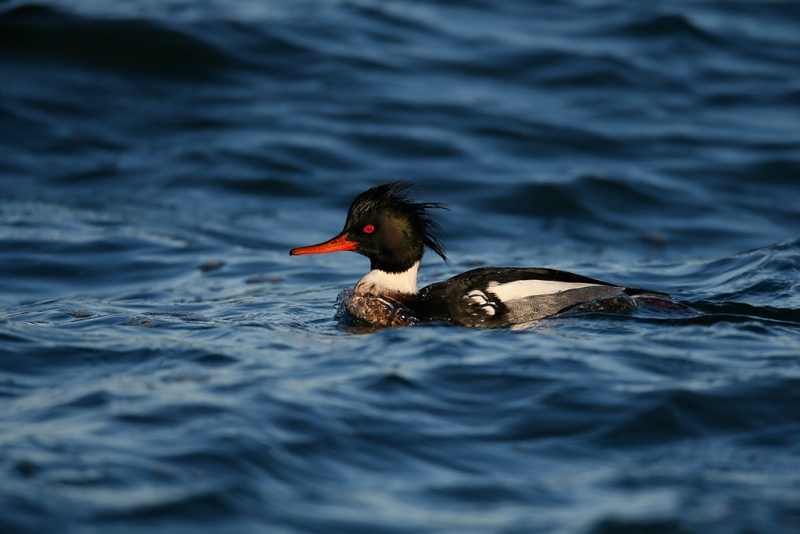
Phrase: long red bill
[{"left": 290, "top": 233, "right": 356, "bottom": 256}]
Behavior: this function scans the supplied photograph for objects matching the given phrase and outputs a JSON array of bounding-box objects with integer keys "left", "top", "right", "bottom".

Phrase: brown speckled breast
[{"left": 336, "top": 288, "right": 420, "bottom": 327}]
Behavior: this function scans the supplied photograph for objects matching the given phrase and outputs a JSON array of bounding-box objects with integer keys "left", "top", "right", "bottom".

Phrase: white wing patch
[
  {"left": 465, "top": 289, "right": 496, "bottom": 316},
  {"left": 486, "top": 280, "right": 597, "bottom": 302}
]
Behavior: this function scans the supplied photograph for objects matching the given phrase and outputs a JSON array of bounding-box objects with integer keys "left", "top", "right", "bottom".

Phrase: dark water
[{"left": 2, "top": 1, "right": 800, "bottom": 532}]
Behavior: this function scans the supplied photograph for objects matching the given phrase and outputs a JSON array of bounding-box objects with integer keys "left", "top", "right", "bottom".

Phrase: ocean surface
[{"left": 2, "top": 1, "right": 800, "bottom": 532}]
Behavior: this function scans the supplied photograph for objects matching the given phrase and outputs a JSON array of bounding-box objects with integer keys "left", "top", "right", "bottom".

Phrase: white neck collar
[{"left": 355, "top": 261, "right": 420, "bottom": 296}]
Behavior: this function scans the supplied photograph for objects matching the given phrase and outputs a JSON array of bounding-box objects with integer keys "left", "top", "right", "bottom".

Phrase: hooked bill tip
[{"left": 289, "top": 233, "right": 356, "bottom": 256}]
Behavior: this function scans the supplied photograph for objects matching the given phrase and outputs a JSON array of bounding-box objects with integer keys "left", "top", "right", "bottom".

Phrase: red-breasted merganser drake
[{"left": 290, "top": 182, "right": 670, "bottom": 328}]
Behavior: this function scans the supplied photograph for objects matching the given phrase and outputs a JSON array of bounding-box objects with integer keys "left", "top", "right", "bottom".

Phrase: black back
[{"left": 412, "top": 267, "right": 668, "bottom": 327}]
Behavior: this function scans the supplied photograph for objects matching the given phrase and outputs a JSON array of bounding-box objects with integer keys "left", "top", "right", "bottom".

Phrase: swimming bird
[{"left": 290, "top": 182, "right": 669, "bottom": 327}]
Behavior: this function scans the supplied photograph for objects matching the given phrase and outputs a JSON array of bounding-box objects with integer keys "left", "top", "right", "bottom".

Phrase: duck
[{"left": 290, "top": 182, "right": 670, "bottom": 327}]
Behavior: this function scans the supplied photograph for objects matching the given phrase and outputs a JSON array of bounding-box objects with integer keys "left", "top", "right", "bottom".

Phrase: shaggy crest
[{"left": 347, "top": 181, "right": 450, "bottom": 264}]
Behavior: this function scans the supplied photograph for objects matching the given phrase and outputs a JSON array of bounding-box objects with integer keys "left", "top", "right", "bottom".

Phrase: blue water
[{"left": 2, "top": 1, "right": 800, "bottom": 532}]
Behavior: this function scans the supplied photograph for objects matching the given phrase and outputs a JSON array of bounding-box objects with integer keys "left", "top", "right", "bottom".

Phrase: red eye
[{"left": 363, "top": 224, "right": 375, "bottom": 234}]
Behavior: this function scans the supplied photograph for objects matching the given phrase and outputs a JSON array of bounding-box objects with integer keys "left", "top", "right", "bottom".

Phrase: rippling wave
[{"left": 1, "top": 1, "right": 800, "bottom": 533}]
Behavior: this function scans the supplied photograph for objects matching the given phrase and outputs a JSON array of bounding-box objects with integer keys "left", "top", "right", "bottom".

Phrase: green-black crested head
[{"left": 342, "top": 182, "right": 450, "bottom": 272}]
